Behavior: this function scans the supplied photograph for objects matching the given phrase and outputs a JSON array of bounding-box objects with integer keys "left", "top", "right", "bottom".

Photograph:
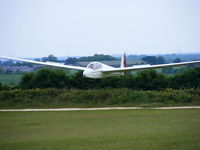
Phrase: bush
[
  {"left": 169, "top": 67, "right": 200, "bottom": 89},
  {"left": 20, "top": 69, "right": 69, "bottom": 89}
]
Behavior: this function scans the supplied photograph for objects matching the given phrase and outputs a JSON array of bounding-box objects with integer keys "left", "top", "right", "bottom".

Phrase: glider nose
[
  {"left": 83, "top": 71, "right": 86, "bottom": 77},
  {"left": 83, "top": 69, "right": 99, "bottom": 78},
  {"left": 83, "top": 69, "right": 89, "bottom": 77}
]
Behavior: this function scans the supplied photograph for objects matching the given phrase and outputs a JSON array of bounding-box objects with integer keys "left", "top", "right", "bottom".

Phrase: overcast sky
[{"left": 0, "top": 0, "right": 200, "bottom": 57}]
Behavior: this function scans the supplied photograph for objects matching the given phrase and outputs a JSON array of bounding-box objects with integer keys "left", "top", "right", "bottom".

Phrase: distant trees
[
  {"left": 18, "top": 67, "right": 200, "bottom": 90},
  {"left": 173, "top": 58, "right": 182, "bottom": 63},
  {"left": 0, "top": 60, "right": 14, "bottom": 66},
  {"left": 12, "top": 62, "right": 34, "bottom": 67},
  {"left": 64, "top": 54, "right": 117, "bottom": 65},
  {"left": 142, "top": 56, "right": 165, "bottom": 65},
  {"left": 65, "top": 57, "right": 78, "bottom": 64},
  {"left": 78, "top": 54, "right": 117, "bottom": 61},
  {"left": 0, "top": 55, "right": 59, "bottom": 70},
  {"left": 41, "top": 54, "right": 58, "bottom": 62},
  {"left": 127, "top": 53, "right": 200, "bottom": 63}
]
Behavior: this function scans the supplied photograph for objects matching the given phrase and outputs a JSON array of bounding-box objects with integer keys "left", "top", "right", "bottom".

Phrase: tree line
[
  {"left": 64, "top": 54, "right": 117, "bottom": 64},
  {"left": 0, "top": 67, "right": 199, "bottom": 90}
]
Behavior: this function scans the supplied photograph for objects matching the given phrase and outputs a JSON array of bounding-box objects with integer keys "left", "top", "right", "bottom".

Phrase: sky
[{"left": 0, "top": 0, "right": 200, "bottom": 57}]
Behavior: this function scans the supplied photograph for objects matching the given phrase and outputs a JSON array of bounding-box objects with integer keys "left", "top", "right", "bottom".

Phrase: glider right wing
[{"left": 101, "top": 60, "right": 200, "bottom": 73}]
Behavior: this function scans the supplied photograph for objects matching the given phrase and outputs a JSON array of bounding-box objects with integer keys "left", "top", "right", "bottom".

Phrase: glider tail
[
  {"left": 120, "top": 52, "right": 127, "bottom": 68},
  {"left": 120, "top": 53, "right": 127, "bottom": 75}
]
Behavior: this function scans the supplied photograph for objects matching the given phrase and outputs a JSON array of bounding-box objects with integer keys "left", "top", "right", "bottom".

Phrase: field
[
  {"left": 0, "top": 75, "right": 22, "bottom": 85},
  {"left": 0, "top": 109, "right": 200, "bottom": 150}
]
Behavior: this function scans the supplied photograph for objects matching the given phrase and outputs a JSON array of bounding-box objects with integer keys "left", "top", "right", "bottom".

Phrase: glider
[{"left": 0, "top": 54, "right": 200, "bottom": 78}]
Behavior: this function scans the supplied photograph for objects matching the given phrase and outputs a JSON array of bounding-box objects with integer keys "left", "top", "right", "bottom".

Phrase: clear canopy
[{"left": 87, "top": 63, "right": 103, "bottom": 70}]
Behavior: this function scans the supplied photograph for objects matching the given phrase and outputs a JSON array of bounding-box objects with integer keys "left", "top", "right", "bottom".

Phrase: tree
[
  {"left": 142, "top": 56, "right": 165, "bottom": 65},
  {"left": 157, "top": 56, "right": 165, "bottom": 64},
  {"left": 134, "top": 70, "right": 168, "bottom": 90},
  {"left": 65, "top": 57, "right": 78, "bottom": 64},
  {"left": 52, "top": 70, "right": 69, "bottom": 88},
  {"left": 34, "top": 58, "right": 41, "bottom": 61},
  {"left": 3, "top": 60, "right": 14, "bottom": 66},
  {"left": 78, "top": 54, "right": 117, "bottom": 61},
  {"left": 169, "top": 67, "right": 200, "bottom": 89},
  {"left": 20, "top": 69, "right": 69, "bottom": 89},
  {"left": 20, "top": 72, "right": 35, "bottom": 89},
  {"left": 99, "top": 76, "right": 121, "bottom": 89},
  {"left": 173, "top": 58, "right": 181, "bottom": 63},
  {"left": 68, "top": 71, "right": 100, "bottom": 89},
  {"left": 42, "top": 54, "right": 58, "bottom": 62}
]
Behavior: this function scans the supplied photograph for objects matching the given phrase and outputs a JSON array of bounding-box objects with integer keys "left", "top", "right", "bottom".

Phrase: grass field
[
  {"left": 0, "top": 109, "right": 200, "bottom": 150},
  {"left": 0, "top": 75, "right": 22, "bottom": 85}
]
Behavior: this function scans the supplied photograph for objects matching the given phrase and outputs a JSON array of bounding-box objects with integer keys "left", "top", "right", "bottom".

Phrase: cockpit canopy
[{"left": 87, "top": 62, "right": 103, "bottom": 70}]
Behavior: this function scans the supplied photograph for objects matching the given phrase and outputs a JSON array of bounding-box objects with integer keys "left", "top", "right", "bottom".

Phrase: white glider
[{"left": 0, "top": 54, "right": 200, "bottom": 78}]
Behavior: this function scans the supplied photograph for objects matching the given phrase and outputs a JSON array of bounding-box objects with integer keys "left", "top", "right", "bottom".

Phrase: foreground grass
[{"left": 0, "top": 109, "right": 200, "bottom": 150}]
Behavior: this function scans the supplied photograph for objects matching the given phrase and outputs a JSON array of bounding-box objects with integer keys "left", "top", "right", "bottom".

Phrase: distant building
[
  {"left": 0, "top": 66, "right": 38, "bottom": 73},
  {"left": 73, "top": 60, "right": 146, "bottom": 68}
]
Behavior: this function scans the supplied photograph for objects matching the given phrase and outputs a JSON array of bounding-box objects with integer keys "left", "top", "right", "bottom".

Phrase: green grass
[
  {"left": 0, "top": 75, "right": 22, "bottom": 85},
  {"left": 0, "top": 109, "right": 200, "bottom": 150}
]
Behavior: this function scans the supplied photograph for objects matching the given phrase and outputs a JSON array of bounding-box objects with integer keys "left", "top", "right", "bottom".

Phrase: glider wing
[
  {"left": 0, "top": 56, "right": 86, "bottom": 71},
  {"left": 101, "top": 60, "right": 200, "bottom": 73}
]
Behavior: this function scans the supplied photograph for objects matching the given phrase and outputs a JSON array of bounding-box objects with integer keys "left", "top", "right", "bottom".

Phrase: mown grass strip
[{"left": 0, "top": 109, "right": 200, "bottom": 150}]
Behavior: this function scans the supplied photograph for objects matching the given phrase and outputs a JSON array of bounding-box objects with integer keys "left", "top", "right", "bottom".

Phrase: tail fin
[
  {"left": 120, "top": 52, "right": 127, "bottom": 68},
  {"left": 120, "top": 53, "right": 127, "bottom": 76}
]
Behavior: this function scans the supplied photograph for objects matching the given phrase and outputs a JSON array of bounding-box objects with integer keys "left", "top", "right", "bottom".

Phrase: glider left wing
[{"left": 0, "top": 56, "right": 86, "bottom": 71}]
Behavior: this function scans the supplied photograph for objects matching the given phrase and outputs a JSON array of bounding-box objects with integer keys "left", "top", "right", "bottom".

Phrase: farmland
[{"left": 0, "top": 75, "right": 22, "bottom": 85}]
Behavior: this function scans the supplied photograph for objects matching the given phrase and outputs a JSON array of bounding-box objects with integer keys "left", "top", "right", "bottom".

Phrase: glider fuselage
[{"left": 83, "top": 62, "right": 121, "bottom": 78}]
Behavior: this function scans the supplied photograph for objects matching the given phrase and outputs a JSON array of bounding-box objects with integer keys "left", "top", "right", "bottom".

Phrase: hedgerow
[
  {"left": 16, "top": 67, "right": 200, "bottom": 90},
  {"left": 0, "top": 88, "right": 199, "bottom": 108}
]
